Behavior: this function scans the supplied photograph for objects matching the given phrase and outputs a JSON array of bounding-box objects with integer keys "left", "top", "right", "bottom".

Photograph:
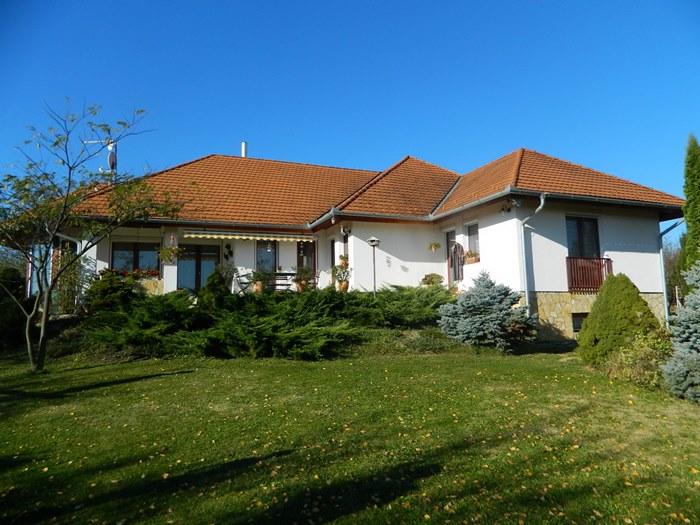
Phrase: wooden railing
[{"left": 566, "top": 257, "right": 613, "bottom": 293}]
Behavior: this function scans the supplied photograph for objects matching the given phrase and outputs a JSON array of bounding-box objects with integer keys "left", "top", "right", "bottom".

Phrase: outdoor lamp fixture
[
  {"left": 367, "top": 236, "right": 381, "bottom": 296},
  {"left": 500, "top": 204, "right": 512, "bottom": 215},
  {"left": 266, "top": 241, "right": 272, "bottom": 252},
  {"left": 340, "top": 225, "right": 351, "bottom": 236}
]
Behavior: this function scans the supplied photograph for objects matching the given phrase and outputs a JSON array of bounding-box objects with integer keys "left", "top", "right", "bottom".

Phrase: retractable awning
[{"left": 182, "top": 230, "right": 315, "bottom": 242}]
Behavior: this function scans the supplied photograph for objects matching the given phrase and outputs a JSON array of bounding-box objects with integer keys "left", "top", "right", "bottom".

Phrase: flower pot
[
  {"left": 337, "top": 280, "right": 349, "bottom": 293},
  {"left": 253, "top": 280, "right": 264, "bottom": 293},
  {"left": 465, "top": 256, "right": 480, "bottom": 265},
  {"left": 295, "top": 280, "right": 307, "bottom": 293}
]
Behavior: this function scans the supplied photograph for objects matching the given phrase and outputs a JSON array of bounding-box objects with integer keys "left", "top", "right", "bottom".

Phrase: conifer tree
[
  {"left": 663, "top": 261, "right": 700, "bottom": 402},
  {"left": 437, "top": 271, "right": 537, "bottom": 352},
  {"left": 682, "top": 134, "right": 700, "bottom": 271},
  {"left": 578, "top": 273, "right": 660, "bottom": 365}
]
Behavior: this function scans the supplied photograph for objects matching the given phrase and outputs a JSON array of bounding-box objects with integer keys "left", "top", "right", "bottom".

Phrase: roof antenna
[
  {"left": 241, "top": 141, "right": 247, "bottom": 158},
  {"left": 107, "top": 139, "right": 118, "bottom": 173}
]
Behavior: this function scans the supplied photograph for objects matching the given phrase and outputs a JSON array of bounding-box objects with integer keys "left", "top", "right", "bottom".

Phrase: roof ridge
[
  {"left": 512, "top": 148, "right": 526, "bottom": 186},
  {"left": 207, "top": 154, "right": 378, "bottom": 174},
  {"left": 336, "top": 156, "right": 410, "bottom": 210}
]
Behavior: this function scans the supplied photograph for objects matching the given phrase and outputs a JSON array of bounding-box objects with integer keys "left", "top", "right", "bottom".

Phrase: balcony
[{"left": 566, "top": 257, "right": 613, "bottom": 293}]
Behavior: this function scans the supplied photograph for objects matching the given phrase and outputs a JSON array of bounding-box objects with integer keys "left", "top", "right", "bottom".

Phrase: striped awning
[{"left": 182, "top": 230, "right": 315, "bottom": 242}]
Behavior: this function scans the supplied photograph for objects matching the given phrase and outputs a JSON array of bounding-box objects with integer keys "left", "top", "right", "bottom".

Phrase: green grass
[{"left": 1, "top": 349, "right": 699, "bottom": 524}]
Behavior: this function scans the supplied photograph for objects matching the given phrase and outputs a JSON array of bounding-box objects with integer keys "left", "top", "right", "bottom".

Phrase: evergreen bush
[
  {"left": 437, "top": 271, "right": 537, "bottom": 352},
  {"left": 663, "top": 262, "right": 700, "bottom": 402},
  {"left": 0, "top": 266, "right": 26, "bottom": 351},
  {"left": 577, "top": 273, "right": 660, "bottom": 365},
  {"left": 84, "top": 269, "right": 141, "bottom": 313}
]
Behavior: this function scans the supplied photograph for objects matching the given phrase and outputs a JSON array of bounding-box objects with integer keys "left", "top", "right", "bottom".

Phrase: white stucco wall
[
  {"left": 346, "top": 222, "right": 445, "bottom": 291},
  {"left": 526, "top": 202, "right": 663, "bottom": 294}
]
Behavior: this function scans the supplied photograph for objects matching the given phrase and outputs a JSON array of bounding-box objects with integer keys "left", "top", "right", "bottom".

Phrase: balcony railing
[{"left": 566, "top": 257, "right": 613, "bottom": 293}]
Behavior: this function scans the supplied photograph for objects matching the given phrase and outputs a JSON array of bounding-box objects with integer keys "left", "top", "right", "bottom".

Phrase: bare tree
[{"left": 0, "top": 101, "right": 181, "bottom": 372}]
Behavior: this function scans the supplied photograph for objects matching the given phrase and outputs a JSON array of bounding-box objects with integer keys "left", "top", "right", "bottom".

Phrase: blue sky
[{"left": 1, "top": 0, "right": 698, "bottom": 228}]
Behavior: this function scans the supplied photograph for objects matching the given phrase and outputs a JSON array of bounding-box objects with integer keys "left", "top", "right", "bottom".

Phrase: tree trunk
[
  {"left": 34, "top": 289, "right": 53, "bottom": 372},
  {"left": 25, "top": 310, "right": 38, "bottom": 373}
]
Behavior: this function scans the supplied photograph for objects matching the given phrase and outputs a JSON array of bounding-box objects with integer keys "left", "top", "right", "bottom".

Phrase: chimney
[{"left": 241, "top": 141, "right": 247, "bottom": 158}]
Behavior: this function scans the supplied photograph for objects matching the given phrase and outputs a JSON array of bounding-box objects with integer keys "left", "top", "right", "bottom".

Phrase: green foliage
[
  {"left": 83, "top": 269, "right": 141, "bottom": 313},
  {"left": 198, "top": 266, "right": 230, "bottom": 309},
  {"left": 347, "top": 285, "right": 454, "bottom": 329},
  {"left": 663, "top": 261, "right": 700, "bottom": 402},
  {"left": 437, "top": 271, "right": 537, "bottom": 352},
  {"left": 60, "top": 285, "right": 455, "bottom": 361},
  {"left": 604, "top": 331, "right": 673, "bottom": 390},
  {"left": 86, "top": 291, "right": 212, "bottom": 357},
  {"left": 0, "top": 266, "right": 26, "bottom": 351},
  {"left": 683, "top": 133, "right": 700, "bottom": 271},
  {"left": 54, "top": 246, "right": 85, "bottom": 315},
  {"left": 577, "top": 273, "right": 660, "bottom": 365},
  {"left": 420, "top": 273, "right": 444, "bottom": 286}
]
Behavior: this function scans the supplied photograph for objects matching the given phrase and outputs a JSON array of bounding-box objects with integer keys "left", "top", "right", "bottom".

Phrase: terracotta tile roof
[
  {"left": 435, "top": 148, "right": 684, "bottom": 215},
  {"left": 83, "top": 155, "right": 379, "bottom": 226},
  {"left": 337, "top": 156, "right": 460, "bottom": 217},
  {"left": 82, "top": 149, "right": 683, "bottom": 228}
]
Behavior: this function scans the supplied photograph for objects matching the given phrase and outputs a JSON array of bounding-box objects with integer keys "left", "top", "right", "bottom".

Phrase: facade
[{"left": 70, "top": 149, "right": 683, "bottom": 340}]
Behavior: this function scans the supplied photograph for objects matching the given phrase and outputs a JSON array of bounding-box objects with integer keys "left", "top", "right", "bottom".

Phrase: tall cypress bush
[
  {"left": 577, "top": 273, "right": 660, "bottom": 365},
  {"left": 663, "top": 262, "right": 700, "bottom": 402},
  {"left": 683, "top": 133, "right": 700, "bottom": 271}
]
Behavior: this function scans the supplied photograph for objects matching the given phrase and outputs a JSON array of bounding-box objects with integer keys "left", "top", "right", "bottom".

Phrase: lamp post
[{"left": 367, "top": 236, "right": 380, "bottom": 296}]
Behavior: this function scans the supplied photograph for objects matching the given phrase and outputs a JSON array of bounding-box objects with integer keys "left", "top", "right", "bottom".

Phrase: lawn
[{"left": 1, "top": 350, "right": 699, "bottom": 524}]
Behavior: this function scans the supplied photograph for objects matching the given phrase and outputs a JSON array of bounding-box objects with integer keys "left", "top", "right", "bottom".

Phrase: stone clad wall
[{"left": 532, "top": 292, "right": 666, "bottom": 340}]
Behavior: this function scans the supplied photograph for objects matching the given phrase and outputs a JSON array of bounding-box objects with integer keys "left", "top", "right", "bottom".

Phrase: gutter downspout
[
  {"left": 658, "top": 218, "right": 685, "bottom": 327},
  {"left": 520, "top": 193, "right": 548, "bottom": 315}
]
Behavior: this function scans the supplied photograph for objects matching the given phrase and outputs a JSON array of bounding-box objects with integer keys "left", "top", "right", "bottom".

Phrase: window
[
  {"left": 566, "top": 217, "right": 600, "bottom": 258},
  {"left": 572, "top": 313, "right": 588, "bottom": 333},
  {"left": 256, "top": 240, "right": 277, "bottom": 273},
  {"left": 297, "top": 241, "right": 315, "bottom": 271},
  {"left": 112, "top": 242, "right": 160, "bottom": 274},
  {"left": 177, "top": 244, "right": 220, "bottom": 291},
  {"left": 466, "top": 223, "right": 479, "bottom": 254}
]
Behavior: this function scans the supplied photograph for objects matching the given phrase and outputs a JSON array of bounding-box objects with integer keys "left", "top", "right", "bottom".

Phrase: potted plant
[
  {"left": 428, "top": 242, "right": 441, "bottom": 253},
  {"left": 331, "top": 264, "right": 351, "bottom": 292},
  {"left": 252, "top": 270, "right": 273, "bottom": 293},
  {"left": 464, "top": 250, "right": 480, "bottom": 264},
  {"left": 292, "top": 265, "right": 316, "bottom": 292}
]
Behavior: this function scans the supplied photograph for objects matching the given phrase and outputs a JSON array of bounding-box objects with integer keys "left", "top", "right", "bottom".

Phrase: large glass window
[
  {"left": 256, "top": 241, "right": 278, "bottom": 273},
  {"left": 297, "top": 241, "right": 315, "bottom": 271},
  {"left": 112, "top": 242, "right": 160, "bottom": 274},
  {"left": 177, "top": 244, "right": 220, "bottom": 291},
  {"left": 566, "top": 217, "right": 600, "bottom": 258}
]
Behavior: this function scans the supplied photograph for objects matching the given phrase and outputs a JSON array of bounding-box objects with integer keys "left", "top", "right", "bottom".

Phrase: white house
[{"left": 70, "top": 148, "right": 684, "bottom": 340}]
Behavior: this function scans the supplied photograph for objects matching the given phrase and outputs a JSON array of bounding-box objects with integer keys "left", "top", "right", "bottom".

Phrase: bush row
[{"left": 50, "top": 270, "right": 456, "bottom": 360}]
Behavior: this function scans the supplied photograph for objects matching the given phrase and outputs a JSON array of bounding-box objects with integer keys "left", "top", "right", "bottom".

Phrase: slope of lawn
[{"left": 1, "top": 350, "right": 699, "bottom": 524}]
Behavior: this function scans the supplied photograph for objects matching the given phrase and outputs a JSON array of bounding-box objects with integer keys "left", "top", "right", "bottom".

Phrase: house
[{"left": 69, "top": 148, "right": 684, "bottom": 340}]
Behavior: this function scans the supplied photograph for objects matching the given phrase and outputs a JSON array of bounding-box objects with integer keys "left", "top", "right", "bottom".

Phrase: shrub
[
  {"left": 605, "top": 331, "right": 672, "bottom": 390},
  {"left": 84, "top": 269, "right": 141, "bottom": 313},
  {"left": 421, "top": 273, "right": 444, "bottom": 286},
  {"left": 0, "top": 266, "right": 26, "bottom": 351},
  {"left": 663, "top": 262, "right": 700, "bottom": 402},
  {"left": 346, "top": 286, "right": 454, "bottom": 329},
  {"left": 577, "top": 273, "right": 660, "bottom": 365},
  {"left": 437, "top": 271, "right": 537, "bottom": 352},
  {"left": 199, "top": 267, "right": 231, "bottom": 309}
]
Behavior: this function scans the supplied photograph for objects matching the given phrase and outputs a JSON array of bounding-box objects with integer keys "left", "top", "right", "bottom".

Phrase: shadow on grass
[
  {"left": 0, "top": 370, "right": 194, "bottom": 402},
  {"left": 5, "top": 450, "right": 293, "bottom": 524},
  {"left": 235, "top": 462, "right": 442, "bottom": 524}
]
